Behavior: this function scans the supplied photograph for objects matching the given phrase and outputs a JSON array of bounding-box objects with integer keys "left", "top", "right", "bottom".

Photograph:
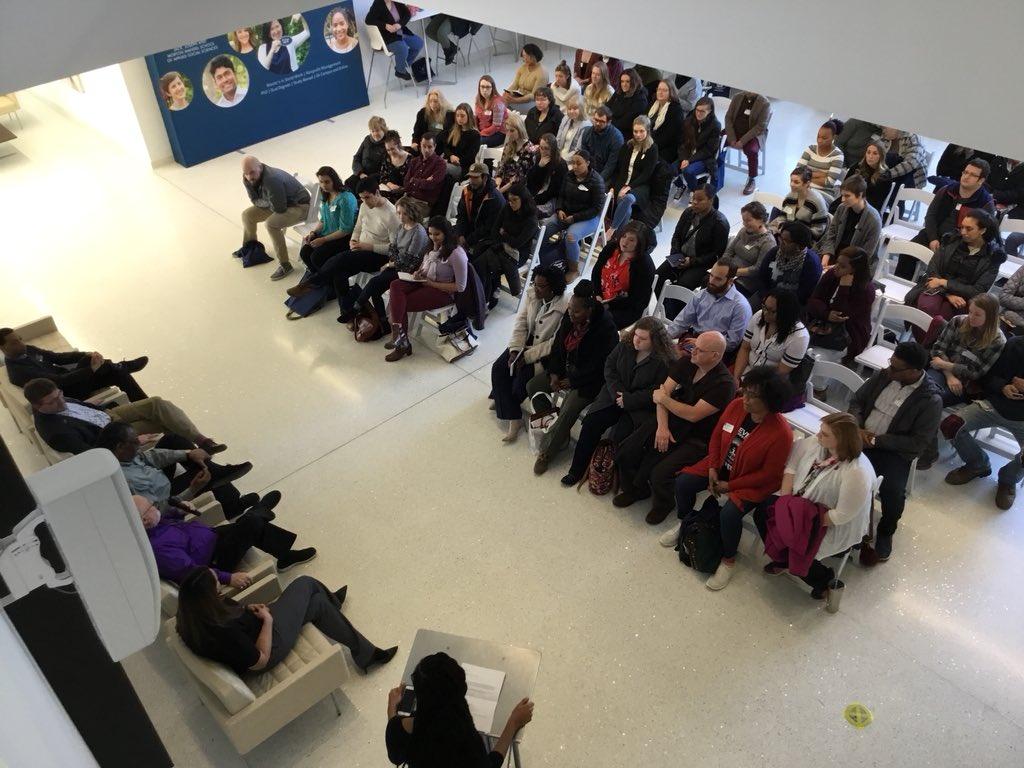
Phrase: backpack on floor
[
  {"left": 239, "top": 240, "right": 273, "bottom": 267},
  {"left": 579, "top": 439, "right": 617, "bottom": 495},
  {"left": 284, "top": 270, "right": 331, "bottom": 320},
  {"left": 678, "top": 496, "right": 723, "bottom": 574}
]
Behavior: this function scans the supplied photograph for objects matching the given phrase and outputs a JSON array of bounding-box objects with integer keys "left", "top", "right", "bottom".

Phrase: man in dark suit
[
  {"left": 1, "top": 327, "right": 148, "bottom": 401},
  {"left": 24, "top": 378, "right": 225, "bottom": 457}
]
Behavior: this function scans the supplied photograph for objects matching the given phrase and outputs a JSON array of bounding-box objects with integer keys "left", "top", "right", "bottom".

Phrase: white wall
[
  {"left": 0, "top": 614, "right": 99, "bottom": 768},
  {"left": 1, "top": 0, "right": 1022, "bottom": 157},
  {"left": 119, "top": 59, "right": 174, "bottom": 166}
]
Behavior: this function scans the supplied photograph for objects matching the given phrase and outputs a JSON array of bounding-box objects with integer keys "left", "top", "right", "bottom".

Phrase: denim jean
[
  {"left": 681, "top": 160, "right": 710, "bottom": 191},
  {"left": 609, "top": 192, "right": 636, "bottom": 231},
  {"left": 673, "top": 472, "right": 752, "bottom": 558},
  {"left": 542, "top": 214, "right": 601, "bottom": 264},
  {"left": 387, "top": 34, "right": 424, "bottom": 74},
  {"left": 950, "top": 401, "right": 1024, "bottom": 485}
]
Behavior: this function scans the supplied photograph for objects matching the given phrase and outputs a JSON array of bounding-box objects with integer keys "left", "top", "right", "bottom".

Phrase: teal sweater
[{"left": 320, "top": 190, "right": 357, "bottom": 236}]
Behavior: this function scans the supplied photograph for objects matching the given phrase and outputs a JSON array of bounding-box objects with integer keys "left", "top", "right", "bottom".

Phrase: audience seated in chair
[
  {"left": 615, "top": 331, "right": 735, "bottom": 524},
  {"left": 385, "top": 216, "right": 468, "bottom": 362},
  {"left": 606, "top": 116, "right": 660, "bottom": 236},
  {"left": 541, "top": 149, "right": 607, "bottom": 269},
  {"left": 490, "top": 265, "right": 569, "bottom": 444},
  {"left": 24, "top": 378, "right": 224, "bottom": 457},
  {"left": 504, "top": 43, "right": 548, "bottom": 111},
  {"left": 525, "top": 134, "right": 567, "bottom": 219},
  {"left": 423, "top": 14, "right": 480, "bottom": 66},
  {"left": 365, "top": 0, "right": 424, "bottom": 82},
  {"left": 675, "top": 97, "right": 722, "bottom": 196},
  {"left": 673, "top": 365, "right": 794, "bottom": 589},
  {"left": 527, "top": 280, "right": 619, "bottom": 475},
  {"left": 909, "top": 158, "right": 995, "bottom": 257},
  {"left": 98, "top": 422, "right": 261, "bottom": 521},
  {"left": 561, "top": 317, "right": 674, "bottom": 486},
  {"left": 816, "top": 175, "right": 882, "bottom": 268},
  {"left": 646, "top": 79, "right": 685, "bottom": 166},
  {"left": 455, "top": 162, "right": 506, "bottom": 261},
  {"left": 926, "top": 293, "right": 1005, "bottom": 412},
  {"left": 665, "top": 259, "right": 752, "bottom": 353},
  {"left": 753, "top": 413, "right": 875, "bottom": 599},
  {"left": 581, "top": 105, "right": 623, "bottom": 185},
  {"left": 848, "top": 139, "right": 894, "bottom": 213},
  {"left": 848, "top": 342, "right": 942, "bottom": 562},
  {"left": 999, "top": 263, "right": 1024, "bottom": 330},
  {"left": 412, "top": 89, "right": 454, "bottom": 155},
  {"left": 176, "top": 566, "right": 396, "bottom": 677},
  {"left": 932, "top": 144, "right": 992, "bottom": 189},
  {"left": 342, "top": 195, "right": 427, "bottom": 333},
  {"left": 475, "top": 183, "right": 539, "bottom": 305},
  {"left": 795, "top": 118, "right": 845, "bottom": 202},
  {"left": 674, "top": 75, "right": 702, "bottom": 114},
  {"left": 904, "top": 209, "right": 1004, "bottom": 325},
  {"left": 877, "top": 126, "right": 928, "bottom": 192},
  {"left": 475, "top": 75, "right": 507, "bottom": 148},
  {"left": 386, "top": 652, "right": 534, "bottom": 767},
  {"left": 757, "top": 221, "right": 822, "bottom": 304},
  {"left": 555, "top": 96, "right": 590, "bottom": 162},
  {"left": 988, "top": 155, "right": 1024, "bottom": 254},
  {"left": 591, "top": 220, "right": 657, "bottom": 329},
  {"left": 573, "top": 50, "right": 621, "bottom": 90},
  {"left": 403, "top": 132, "right": 447, "bottom": 208},
  {"left": 723, "top": 201, "right": 775, "bottom": 298},
  {"left": 1, "top": 327, "right": 148, "bottom": 401},
  {"left": 551, "top": 60, "right": 582, "bottom": 114},
  {"left": 723, "top": 91, "right": 772, "bottom": 196},
  {"left": 240, "top": 155, "right": 312, "bottom": 281},
  {"left": 733, "top": 289, "right": 810, "bottom": 389},
  {"left": 606, "top": 69, "right": 649, "bottom": 140},
  {"left": 379, "top": 131, "right": 411, "bottom": 202},
  {"left": 770, "top": 167, "right": 829, "bottom": 240},
  {"left": 581, "top": 60, "right": 614, "bottom": 120},
  {"left": 297, "top": 166, "right": 357, "bottom": 277},
  {"left": 348, "top": 116, "right": 389, "bottom": 190},
  {"left": 493, "top": 112, "right": 536, "bottom": 193},
  {"left": 134, "top": 494, "right": 313, "bottom": 584},
  {"left": 443, "top": 103, "right": 481, "bottom": 179},
  {"left": 654, "top": 184, "right": 729, "bottom": 293},
  {"left": 524, "top": 87, "right": 563, "bottom": 145},
  {"left": 806, "top": 246, "right": 876, "bottom": 365},
  {"left": 835, "top": 118, "right": 881, "bottom": 169},
  {"left": 943, "top": 335, "right": 1024, "bottom": 510}
]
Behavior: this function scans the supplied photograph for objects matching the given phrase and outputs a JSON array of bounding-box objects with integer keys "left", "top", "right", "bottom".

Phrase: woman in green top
[{"left": 298, "top": 165, "right": 357, "bottom": 274}]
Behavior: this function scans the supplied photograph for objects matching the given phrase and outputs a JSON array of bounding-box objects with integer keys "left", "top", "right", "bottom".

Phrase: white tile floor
[{"left": 2, "top": 44, "right": 1023, "bottom": 767}]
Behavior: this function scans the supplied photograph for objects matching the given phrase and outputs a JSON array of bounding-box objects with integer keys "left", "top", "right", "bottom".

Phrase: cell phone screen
[{"left": 398, "top": 687, "right": 416, "bottom": 716}]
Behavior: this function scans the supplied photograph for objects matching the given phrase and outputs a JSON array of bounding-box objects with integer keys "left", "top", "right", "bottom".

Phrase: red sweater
[{"left": 682, "top": 397, "right": 792, "bottom": 507}]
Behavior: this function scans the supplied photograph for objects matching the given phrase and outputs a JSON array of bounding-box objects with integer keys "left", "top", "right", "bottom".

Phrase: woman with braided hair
[{"left": 386, "top": 652, "right": 535, "bottom": 767}]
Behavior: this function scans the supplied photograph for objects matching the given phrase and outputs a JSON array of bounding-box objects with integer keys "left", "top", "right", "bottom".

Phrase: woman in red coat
[{"left": 673, "top": 366, "right": 793, "bottom": 590}]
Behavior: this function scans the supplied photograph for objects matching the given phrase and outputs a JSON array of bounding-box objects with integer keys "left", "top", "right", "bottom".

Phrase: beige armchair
[
  {"left": 164, "top": 615, "right": 353, "bottom": 754},
  {"left": 0, "top": 93, "right": 21, "bottom": 129}
]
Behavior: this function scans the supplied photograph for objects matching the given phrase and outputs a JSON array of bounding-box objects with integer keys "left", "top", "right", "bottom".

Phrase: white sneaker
[
  {"left": 705, "top": 561, "right": 735, "bottom": 590},
  {"left": 659, "top": 523, "right": 682, "bottom": 547}
]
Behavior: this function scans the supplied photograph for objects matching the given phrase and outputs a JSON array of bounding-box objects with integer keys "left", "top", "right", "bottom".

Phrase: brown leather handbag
[{"left": 353, "top": 305, "right": 383, "bottom": 342}]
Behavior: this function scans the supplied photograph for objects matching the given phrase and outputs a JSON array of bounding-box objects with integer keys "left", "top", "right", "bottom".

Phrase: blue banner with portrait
[{"left": 146, "top": 2, "right": 366, "bottom": 167}]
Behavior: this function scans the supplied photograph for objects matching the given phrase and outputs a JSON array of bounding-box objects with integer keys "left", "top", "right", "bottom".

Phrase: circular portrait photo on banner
[
  {"left": 227, "top": 26, "right": 261, "bottom": 54},
  {"left": 324, "top": 6, "right": 359, "bottom": 54},
  {"left": 159, "top": 71, "right": 194, "bottom": 112},
  {"left": 203, "top": 54, "right": 250, "bottom": 108},
  {"left": 257, "top": 14, "right": 311, "bottom": 74}
]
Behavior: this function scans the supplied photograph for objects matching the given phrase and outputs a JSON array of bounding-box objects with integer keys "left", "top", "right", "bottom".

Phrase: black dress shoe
[
  {"left": 394, "top": 70, "right": 412, "bottom": 81},
  {"left": 258, "top": 490, "right": 282, "bottom": 511},
  {"left": 359, "top": 645, "right": 399, "bottom": 674},
  {"left": 198, "top": 439, "right": 227, "bottom": 455},
  {"left": 277, "top": 547, "right": 317, "bottom": 572},
  {"left": 206, "top": 462, "right": 253, "bottom": 491},
  {"left": 333, "top": 585, "right": 348, "bottom": 606},
  {"left": 119, "top": 356, "right": 149, "bottom": 373}
]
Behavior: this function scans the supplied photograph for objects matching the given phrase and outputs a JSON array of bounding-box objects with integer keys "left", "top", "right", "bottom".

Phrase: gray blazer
[{"left": 816, "top": 202, "right": 882, "bottom": 259}]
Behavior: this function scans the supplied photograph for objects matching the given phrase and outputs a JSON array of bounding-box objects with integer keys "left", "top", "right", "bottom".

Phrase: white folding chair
[
  {"left": 825, "top": 474, "right": 884, "bottom": 595},
  {"left": 576, "top": 191, "right": 614, "bottom": 278},
  {"left": 785, "top": 359, "right": 865, "bottom": 436},
  {"left": 880, "top": 187, "right": 934, "bottom": 242},
  {"left": 446, "top": 180, "right": 467, "bottom": 223},
  {"left": 365, "top": 25, "right": 408, "bottom": 107},
  {"left": 998, "top": 218, "right": 1024, "bottom": 281},
  {"left": 653, "top": 283, "right": 696, "bottom": 320},
  {"left": 854, "top": 299, "right": 932, "bottom": 373},
  {"left": 290, "top": 178, "right": 322, "bottom": 241},
  {"left": 475, "top": 145, "right": 504, "bottom": 165},
  {"left": 874, "top": 239, "right": 933, "bottom": 304},
  {"left": 509, "top": 225, "right": 546, "bottom": 311}
]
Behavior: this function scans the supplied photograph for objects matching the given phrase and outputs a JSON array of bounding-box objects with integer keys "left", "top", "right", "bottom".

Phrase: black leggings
[
  {"left": 300, "top": 236, "right": 350, "bottom": 274},
  {"left": 267, "top": 576, "right": 377, "bottom": 669}
]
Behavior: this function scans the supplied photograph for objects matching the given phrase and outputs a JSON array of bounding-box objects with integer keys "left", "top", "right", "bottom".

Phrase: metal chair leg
[{"left": 330, "top": 690, "right": 342, "bottom": 716}]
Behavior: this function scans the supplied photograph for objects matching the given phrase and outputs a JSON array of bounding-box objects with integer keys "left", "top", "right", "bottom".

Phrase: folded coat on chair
[{"left": 764, "top": 495, "right": 829, "bottom": 577}]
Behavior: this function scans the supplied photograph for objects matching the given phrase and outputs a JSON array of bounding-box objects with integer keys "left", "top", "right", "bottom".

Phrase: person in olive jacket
[
  {"left": 591, "top": 220, "right": 657, "bottom": 329},
  {"left": 527, "top": 280, "right": 619, "bottom": 475}
]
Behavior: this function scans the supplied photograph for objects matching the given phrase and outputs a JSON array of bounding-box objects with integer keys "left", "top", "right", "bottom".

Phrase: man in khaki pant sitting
[
  {"left": 25, "top": 377, "right": 226, "bottom": 457},
  {"left": 239, "top": 156, "right": 311, "bottom": 280}
]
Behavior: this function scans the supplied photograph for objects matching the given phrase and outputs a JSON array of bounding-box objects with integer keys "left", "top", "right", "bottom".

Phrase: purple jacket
[
  {"left": 764, "top": 495, "right": 828, "bottom": 577},
  {"left": 147, "top": 514, "right": 229, "bottom": 585}
]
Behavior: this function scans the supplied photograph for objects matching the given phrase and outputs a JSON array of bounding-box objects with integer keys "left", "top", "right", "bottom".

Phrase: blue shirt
[
  {"left": 319, "top": 190, "right": 357, "bottom": 236},
  {"left": 119, "top": 448, "right": 188, "bottom": 509},
  {"left": 666, "top": 284, "right": 752, "bottom": 351}
]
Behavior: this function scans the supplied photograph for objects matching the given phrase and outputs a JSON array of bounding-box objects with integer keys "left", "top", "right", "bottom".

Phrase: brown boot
[
  {"left": 384, "top": 329, "right": 412, "bottom": 362},
  {"left": 996, "top": 483, "right": 1017, "bottom": 511},
  {"left": 286, "top": 281, "right": 316, "bottom": 297},
  {"left": 944, "top": 465, "right": 991, "bottom": 485},
  {"left": 384, "top": 326, "right": 400, "bottom": 350}
]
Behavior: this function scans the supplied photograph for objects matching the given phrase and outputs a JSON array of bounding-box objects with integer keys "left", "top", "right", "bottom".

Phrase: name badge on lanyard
[{"left": 723, "top": 422, "right": 735, "bottom": 433}]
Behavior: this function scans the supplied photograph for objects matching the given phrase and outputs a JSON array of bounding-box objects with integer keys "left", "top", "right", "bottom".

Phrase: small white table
[{"left": 401, "top": 628, "right": 541, "bottom": 767}]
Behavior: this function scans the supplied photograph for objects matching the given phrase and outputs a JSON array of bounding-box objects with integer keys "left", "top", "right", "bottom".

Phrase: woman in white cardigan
[
  {"left": 258, "top": 15, "right": 311, "bottom": 74},
  {"left": 490, "top": 265, "right": 570, "bottom": 442},
  {"left": 757, "top": 412, "right": 875, "bottom": 598}
]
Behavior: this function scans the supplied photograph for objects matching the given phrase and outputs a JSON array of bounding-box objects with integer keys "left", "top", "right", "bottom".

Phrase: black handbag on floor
[{"left": 678, "top": 496, "right": 723, "bottom": 574}]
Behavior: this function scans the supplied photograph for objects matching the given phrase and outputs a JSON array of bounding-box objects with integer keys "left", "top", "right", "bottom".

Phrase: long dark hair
[
  {"left": 261, "top": 19, "right": 287, "bottom": 51},
  {"left": 408, "top": 653, "right": 488, "bottom": 767},
  {"left": 505, "top": 182, "right": 537, "bottom": 219},
  {"left": 837, "top": 246, "right": 872, "bottom": 287},
  {"left": 315, "top": 165, "right": 345, "bottom": 197},
  {"left": 761, "top": 288, "right": 801, "bottom": 343},
  {"left": 426, "top": 215, "right": 457, "bottom": 260},
  {"left": 176, "top": 567, "right": 242, "bottom": 654},
  {"left": 681, "top": 96, "right": 714, "bottom": 156}
]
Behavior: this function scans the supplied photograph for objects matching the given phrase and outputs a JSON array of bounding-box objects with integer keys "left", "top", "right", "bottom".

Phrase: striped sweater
[{"left": 797, "top": 145, "right": 845, "bottom": 200}]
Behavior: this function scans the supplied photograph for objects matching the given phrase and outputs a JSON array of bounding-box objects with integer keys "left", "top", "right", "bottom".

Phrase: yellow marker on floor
[{"left": 844, "top": 703, "right": 873, "bottom": 728}]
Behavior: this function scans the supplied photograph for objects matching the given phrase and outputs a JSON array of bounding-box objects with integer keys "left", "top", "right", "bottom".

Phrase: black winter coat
[
  {"left": 525, "top": 105, "right": 564, "bottom": 145},
  {"left": 590, "top": 342, "right": 670, "bottom": 413},
  {"left": 557, "top": 168, "right": 606, "bottom": 221},
  {"left": 352, "top": 134, "right": 387, "bottom": 177},
  {"left": 526, "top": 157, "right": 568, "bottom": 206},
  {"left": 545, "top": 305, "right": 619, "bottom": 399},
  {"left": 649, "top": 100, "right": 685, "bottom": 164},
  {"left": 607, "top": 87, "right": 649, "bottom": 137},
  {"left": 610, "top": 142, "right": 660, "bottom": 212},
  {"left": 592, "top": 242, "right": 657, "bottom": 329}
]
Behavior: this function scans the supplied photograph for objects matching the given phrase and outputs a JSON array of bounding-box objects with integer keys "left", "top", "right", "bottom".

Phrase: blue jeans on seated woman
[
  {"left": 609, "top": 192, "right": 636, "bottom": 231},
  {"left": 674, "top": 472, "right": 756, "bottom": 558},
  {"left": 541, "top": 214, "right": 601, "bottom": 265},
  {"left": 387, "top": 34, "right": 424, "bottom": 75}
]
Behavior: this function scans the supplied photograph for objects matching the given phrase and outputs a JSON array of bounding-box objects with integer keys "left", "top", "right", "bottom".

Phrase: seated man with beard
[{"left": 665, "top": 258, "right": 752, "bottom": 356}]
